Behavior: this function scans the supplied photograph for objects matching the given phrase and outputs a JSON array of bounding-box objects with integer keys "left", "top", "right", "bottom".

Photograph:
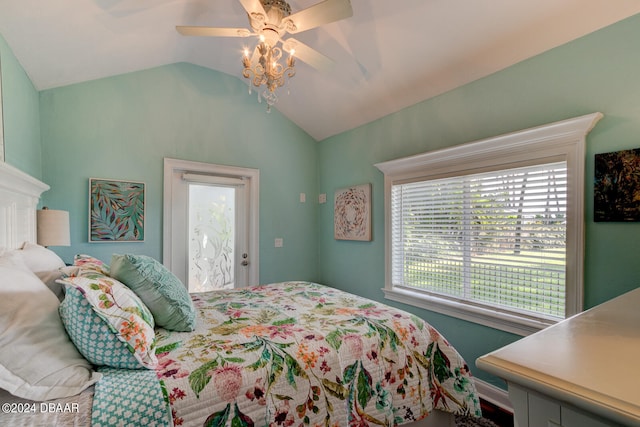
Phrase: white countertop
[{"left": 476, "top": 287, "right": 640, "bottom": 426}]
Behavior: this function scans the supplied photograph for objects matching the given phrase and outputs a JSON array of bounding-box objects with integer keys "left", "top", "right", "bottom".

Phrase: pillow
[
  {"left": 59, "top": 286, "right": 147, "bottom": 369},
  {"left": 110, "top": 254, "right": 196, "bottom": 332},
  {"left": 35, "top": 270, "right": 66, "bottom": 301},
  {"left": 0, "top": 264, "right": 101, "bottom": 401},
  {"left": 0, "top": 248, "right": 29, "bottom": 270},
  {"left": 56, "top": 273, "right": 158, "bottom": 369},
  {"left": 0, "top": 249, "right": 65, "bottom": 300},
  {"left": 72, "top": 254, "right": 110, "bottom": 276},
  {"left": 19, "top": 242, "right": 66, "bottom": 272}
]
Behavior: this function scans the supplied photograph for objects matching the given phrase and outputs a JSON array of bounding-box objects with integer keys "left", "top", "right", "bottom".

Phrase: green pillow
[{"left": 110, "top": 254, "right": 196, "bottom": 331}]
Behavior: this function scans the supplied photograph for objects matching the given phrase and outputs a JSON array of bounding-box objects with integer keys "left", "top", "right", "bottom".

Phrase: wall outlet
[
  {"left": 274, "top": 238, "right": 283, "bottom": 248},
  {"left": 319, "top": 193, "right": 327, "bottom": 204}
]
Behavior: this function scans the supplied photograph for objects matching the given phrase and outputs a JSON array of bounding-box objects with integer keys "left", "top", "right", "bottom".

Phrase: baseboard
[{"left": 474, "top": 378, "right": 513, "bottom": 413}]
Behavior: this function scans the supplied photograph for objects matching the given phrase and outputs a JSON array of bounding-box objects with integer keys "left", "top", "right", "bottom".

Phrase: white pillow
[
  {"left": 19, "top": 242, "right": 66, "bottom": 272},
  {"left": 0, "top": 246, "right": 66, "bottom": 301},
  {"left": 35, "top": 270, "right": 66, "bottom": 301},
  {"left": 0, "top": 249, "right": 29, "bottom": 270},
  {"left": 0, "top": 264, "right": 101, "bottom": 401}
]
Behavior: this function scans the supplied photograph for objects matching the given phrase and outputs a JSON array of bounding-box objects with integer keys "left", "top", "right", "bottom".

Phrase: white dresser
[{"left": 476, "top": 288, "right": 640, "bottom": 427}]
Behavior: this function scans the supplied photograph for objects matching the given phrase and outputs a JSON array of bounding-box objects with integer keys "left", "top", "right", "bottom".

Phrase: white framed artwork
[
  {"left": 334, "top": 183, "right": 371, "bottom": 241},
  {"left": 89, "top": 178, "right": 145, "bottom": 242}
]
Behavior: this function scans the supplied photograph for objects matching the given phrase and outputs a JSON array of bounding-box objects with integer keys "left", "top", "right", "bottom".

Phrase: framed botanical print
[
  {"left": 89, "top": 178, "right": 145, "bottom": 242},
  {"left": 334, "top": 183, "right": 371, "bottom": 241}
]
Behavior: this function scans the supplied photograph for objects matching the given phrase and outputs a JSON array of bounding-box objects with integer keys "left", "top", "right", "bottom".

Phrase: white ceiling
[{"left": 1, "top": 1, "right": 639, "bottom": 141}]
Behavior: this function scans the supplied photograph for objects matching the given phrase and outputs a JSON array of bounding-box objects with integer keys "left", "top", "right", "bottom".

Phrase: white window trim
[{"left": 375, "top": 113, "right": 603, "bottom": 336}]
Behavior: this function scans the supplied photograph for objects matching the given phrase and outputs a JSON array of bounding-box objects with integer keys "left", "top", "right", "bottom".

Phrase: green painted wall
[
  {"left": 0, "top": 35, "right": 41, "bottom": 178},
  {"left": 38, "top": 63, "right": 319, "bottom": 283},
  {"left": 317, "top": 13, "right": 640, "bottom": 388},
  {"left": 4, "top": 14, "right": 640, "bottom": 392}
]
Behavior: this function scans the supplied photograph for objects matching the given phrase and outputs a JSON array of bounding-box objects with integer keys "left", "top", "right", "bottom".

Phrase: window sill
[{"left": 383, "top": 286, "right": 556, "bottom": 336}]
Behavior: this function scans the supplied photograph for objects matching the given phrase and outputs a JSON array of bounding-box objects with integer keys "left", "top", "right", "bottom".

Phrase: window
[{"left": 376, "top": 113, "right": 602, "bottom": 335}]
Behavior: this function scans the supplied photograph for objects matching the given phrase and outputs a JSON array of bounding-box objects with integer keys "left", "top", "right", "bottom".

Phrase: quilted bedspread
[{"left": 152, "top": 281, "right": 481, "bottom": 426}]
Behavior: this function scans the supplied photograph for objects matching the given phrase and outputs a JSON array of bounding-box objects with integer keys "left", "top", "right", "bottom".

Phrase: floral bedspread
[{"left": 154, "top": 282, "right": 481, "bottom": 426}]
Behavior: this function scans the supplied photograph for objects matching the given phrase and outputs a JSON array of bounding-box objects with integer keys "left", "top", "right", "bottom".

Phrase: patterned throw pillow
[
  {"left": 59, "top": 286, "right": 145, "bottom": 369},
  {"left": 110, "top": 254, "right": 196, "bottom": 332},
  {"left": 57, "top": 273, "right": 157, "bottom": 369},
  {"left": 72, "top": 254, "right": 110, "bottom": 276}
]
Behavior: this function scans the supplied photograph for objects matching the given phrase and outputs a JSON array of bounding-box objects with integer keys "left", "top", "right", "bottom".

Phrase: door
[{"left": 163, "top": 158, "right": 259, "bottom": 291}]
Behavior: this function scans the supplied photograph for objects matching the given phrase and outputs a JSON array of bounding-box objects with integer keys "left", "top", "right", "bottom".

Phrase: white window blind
[{"left": 391, "top": 162, "right": 567, "bottom": 322}]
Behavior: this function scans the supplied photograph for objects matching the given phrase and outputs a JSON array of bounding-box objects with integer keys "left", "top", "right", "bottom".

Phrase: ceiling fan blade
[
  {"left": 285, "top": 0, "right": 353, "bottom": 34},
  {"left": 176, "top": 26, "right": 253, "bottom": 38},
  {"left": 283, "top": 38, "right": 333, "bottom": 71},
  {"left": 237, "top": 0, "right": 266, "bottom": 17}
]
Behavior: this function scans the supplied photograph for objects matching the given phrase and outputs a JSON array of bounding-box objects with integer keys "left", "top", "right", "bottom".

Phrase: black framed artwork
[{"left": 594, "top": 148, "right": 640, "bottom": 222}]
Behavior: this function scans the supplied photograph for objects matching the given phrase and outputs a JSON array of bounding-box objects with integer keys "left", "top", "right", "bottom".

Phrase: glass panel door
[
  {"left": 188, "top": 183, "right": 236, "bottom": 292},
  {"left": 163, "top": 158, "right": 259, "bottom": 290}
]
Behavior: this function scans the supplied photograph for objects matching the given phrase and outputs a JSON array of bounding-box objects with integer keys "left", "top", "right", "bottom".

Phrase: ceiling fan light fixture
[
  {"left": 262, "top": 0, "right": 292, "bottom": 22},
  {"left": 243, "top": 39, "right": 295, "bottom": 112},
  {"left": 243, "top": 2, "right": 297, "bottom": 112},
  {"left": 260, "top": 28, "right": 280, "bottom": 46},
  {"left": 178, "top": 0, "right": 353, "bottom": 111}
]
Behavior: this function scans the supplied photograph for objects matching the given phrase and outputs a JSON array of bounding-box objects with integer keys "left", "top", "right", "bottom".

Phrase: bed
[{"left": 0, "top": 161, "right": 481, "bottom": 426}]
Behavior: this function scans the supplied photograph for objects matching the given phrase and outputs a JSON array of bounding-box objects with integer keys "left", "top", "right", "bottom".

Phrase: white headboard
[{"left": 0, "top": 162, "right": 49, "bottom": 249}]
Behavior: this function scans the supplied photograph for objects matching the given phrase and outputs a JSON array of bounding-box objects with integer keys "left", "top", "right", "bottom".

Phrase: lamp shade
[{"left": 37, "top": 209, "right": 70, "bottom": 247}]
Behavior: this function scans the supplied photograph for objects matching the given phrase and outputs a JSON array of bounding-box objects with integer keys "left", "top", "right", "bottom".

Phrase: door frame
[{"left": 163, "top": 158, "right": 260, "bottom": 287}]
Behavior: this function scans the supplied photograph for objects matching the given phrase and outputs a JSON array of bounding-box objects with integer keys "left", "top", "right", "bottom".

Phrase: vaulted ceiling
[{"left": 1, "top": 1, "right": 639, "bottom": 140}]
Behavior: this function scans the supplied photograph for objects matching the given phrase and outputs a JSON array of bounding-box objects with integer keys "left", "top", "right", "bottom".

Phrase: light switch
[
  {"left": 274, "top": 238, "right": 283, "bottom": 248},
  {"left": 319, "top": 193, "right": 327, "bottom": 204},
  {"left": 300, "top": 193, "right": 306, "bottom": 203}
]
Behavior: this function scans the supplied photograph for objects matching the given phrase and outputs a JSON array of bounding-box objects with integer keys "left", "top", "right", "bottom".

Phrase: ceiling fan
[{"left": 176, "top": 0, "right": 353, "bottom": 107}]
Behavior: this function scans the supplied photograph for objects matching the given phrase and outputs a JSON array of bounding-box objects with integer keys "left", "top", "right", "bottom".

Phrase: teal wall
[
  {"left": 37, "top": 63, "right": 319, "bottom": 283},
  {"left": 318, "top": 13, "right": 640, "bottom": 388},
  {"left": 0, "top": 35, "right": 41, "bottom": 178},
  {"left": 3, "top": 14, "right": 640, "bottom": 391}
]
